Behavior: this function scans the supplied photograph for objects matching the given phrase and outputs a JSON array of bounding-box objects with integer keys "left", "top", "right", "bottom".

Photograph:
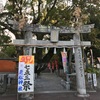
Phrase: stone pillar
[
  {"left": 24, "top": 31, "right": 32, "bottom": 55},
  {"left": 21, "top": 31, "right": 34, "bottom": 100},
  {"left": 73, "top": 32, "right": 89, "bottom": 97}
]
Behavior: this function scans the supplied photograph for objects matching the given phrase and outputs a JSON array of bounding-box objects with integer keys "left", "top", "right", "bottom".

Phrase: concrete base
[
  {"left": 75, "top": 93, "right": 90, "bottom": 98},
  {"left": 20, "top": 93, "right": 34, "bottom": 100}
]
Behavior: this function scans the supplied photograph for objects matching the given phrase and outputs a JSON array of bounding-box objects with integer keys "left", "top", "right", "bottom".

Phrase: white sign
[
  {"left": 93, "top": 73, "right": 97, "bottom": 87},
  {"left": 87, "top": 73, "right": 92, "bottom": 83},
  {"left": 18, "top": 56, "right": 34, "bottom": 93}
]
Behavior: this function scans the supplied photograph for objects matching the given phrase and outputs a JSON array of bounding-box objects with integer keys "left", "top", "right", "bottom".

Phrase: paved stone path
[{"left": 34, "top": 73, "right": 69, "bottom": 93}]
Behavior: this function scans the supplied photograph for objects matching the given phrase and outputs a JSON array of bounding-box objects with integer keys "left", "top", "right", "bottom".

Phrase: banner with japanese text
[
  {"left": 61, "top": 52, "right": 68, "bottom": 73},
  {"left": 97, "top": 57, "right": 100, "bottom": 63},
  {"left": 18, "top": 55, "right": 34, "bottom": 93}
]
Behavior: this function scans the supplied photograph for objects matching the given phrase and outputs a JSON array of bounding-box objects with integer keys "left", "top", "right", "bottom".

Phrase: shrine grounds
[{"left": 0, "top": 72, "right": 100, "bottom": 100}]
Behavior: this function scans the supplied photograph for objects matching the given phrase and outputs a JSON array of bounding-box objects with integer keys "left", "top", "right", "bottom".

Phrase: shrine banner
[
  {"left": 97, "top": 57, "right": 100, "bottom": 63},
  {"left": 18, "top": 56, "right": 34, "bottom": 93},
  {"left": 61, "top": 52, "right": 68, "bottom": 73}
]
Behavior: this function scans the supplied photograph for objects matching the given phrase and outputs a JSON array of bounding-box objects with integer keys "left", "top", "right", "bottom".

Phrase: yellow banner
[{"left": 19, "top": 56, "right": 34, "bottom": 64}]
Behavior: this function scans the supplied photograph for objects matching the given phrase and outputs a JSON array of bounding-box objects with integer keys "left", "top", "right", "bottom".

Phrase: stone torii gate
[{"left": 8, "top": 19, "right": 94, "bottom": 97}]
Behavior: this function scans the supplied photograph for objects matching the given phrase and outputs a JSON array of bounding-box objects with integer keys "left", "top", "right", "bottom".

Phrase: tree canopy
[{"left": 0, "top": 0, "right": 100, "bottom": 59}]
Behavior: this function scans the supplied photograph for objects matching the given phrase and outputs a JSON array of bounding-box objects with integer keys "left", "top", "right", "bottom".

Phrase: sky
[
  {"left": 0, "top": 0, "right": 7, "bottom": 6},
  {"left": 4, "top": 29, "right": 16, "bottom": 41},
  {"left": 0, "top": 0, "right": 15, "bottom": 42}
]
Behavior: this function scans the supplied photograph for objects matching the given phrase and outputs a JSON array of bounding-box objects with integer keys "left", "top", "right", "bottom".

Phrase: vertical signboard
[
  {"left": 93, "top": 73, "right": 97, "bottom": 87},
  {"left": 61, "top": 52, "right": 70, "bottom": 83},
  {"left": 18, "top": 56, "right": 34, "bottom": 93},
  {"left": 61, "top": 52, "right": 68, "bottom": 73},
  {"left": 87, "top": 73, "right": 92, "bottom": 83},
  {"left": 97, "top": 57, "right": 100, "bottom": 63}
]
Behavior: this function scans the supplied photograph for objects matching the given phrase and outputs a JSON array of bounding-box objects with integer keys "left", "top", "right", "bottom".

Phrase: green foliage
[
  {"left": 0, "top": 46, "right": 16, "bottom": 58},
  {"left": 6, "top": 4, "right": 14, "bottom": 11},
  {"left": 47, "top": 0, "right": 52, "bottom": 4},
  {"left": 0, "top": 34, "right": 11, "bottom": 45},
  {"left": 0, "top": 33, "right": 16, "bottom": 58},
  {"left": 85, "top": 67, "right": 100, "bottom": 76}
]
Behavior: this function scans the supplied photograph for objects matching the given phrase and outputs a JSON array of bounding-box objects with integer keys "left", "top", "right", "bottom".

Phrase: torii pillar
[
  {"left": 73, "top": 29, "right": 89, "bottom": 97},
  {"left": 21, "top": 26, "right": 34, "bottom": 100}
]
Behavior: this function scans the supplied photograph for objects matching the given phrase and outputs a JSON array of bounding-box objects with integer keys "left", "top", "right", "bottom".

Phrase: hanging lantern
[
  {"left": 33, "top": 47, "right": 36, "bottom": 54},
  {"left": 63, "top": 47, "right": 66, "bottom": 52},
  {"left": 54, "top": 47, "right": 57, "bottom": 54},
  {"left": 45, "top": 47, "right": 48, "bottom": 54}
]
